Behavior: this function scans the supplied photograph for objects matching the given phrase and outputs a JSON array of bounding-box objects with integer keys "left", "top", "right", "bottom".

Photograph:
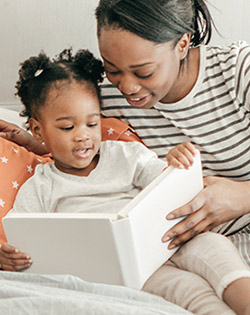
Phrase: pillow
[
  {"left": 101, "top": 117, "right": 143, "bottom": 143},
  {"left": 0, "top": 137, "right": 51, "bottom": 243},
  {"left": 0, "top": 109, "right": 142, "bottom": 243}
]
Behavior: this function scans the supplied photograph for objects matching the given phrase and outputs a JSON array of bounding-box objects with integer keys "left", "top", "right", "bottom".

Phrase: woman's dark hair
[
  {"left": 16, "top": 49, "right": 104, "bottom": 121},
  {"left": 95, "top": 0, "right": 214, "bottom": 47}
]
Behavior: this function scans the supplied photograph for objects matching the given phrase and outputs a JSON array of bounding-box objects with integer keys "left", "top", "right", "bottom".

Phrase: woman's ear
[
  {"left": 177, "top": 33, "right": 191, "bottom": 60},
  {"left": 29, "top": 118, "right": 44, "bottom": 144}
]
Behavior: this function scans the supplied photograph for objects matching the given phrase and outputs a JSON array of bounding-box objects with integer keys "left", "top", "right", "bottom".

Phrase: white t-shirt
[
  {"left": 101, "top": 41, "right": 250, "bottom": 180},
  {"left": 12, "top": 141, "right": 167, "bottom": 214}
]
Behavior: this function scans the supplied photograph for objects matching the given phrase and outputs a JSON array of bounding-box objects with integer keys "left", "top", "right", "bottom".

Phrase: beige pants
[{"left": 143, "top": 232, "right": 250, "bottom": 315}]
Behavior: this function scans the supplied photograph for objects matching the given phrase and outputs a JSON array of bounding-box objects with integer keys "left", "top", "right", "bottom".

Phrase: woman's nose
[{"left": 118, "top": 75, "right": 140, "bottom": 95}]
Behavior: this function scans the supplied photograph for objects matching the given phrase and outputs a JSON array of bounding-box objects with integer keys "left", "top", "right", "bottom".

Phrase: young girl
[{"left": 0, "top": 48, "right": 250, "bottom": 315}]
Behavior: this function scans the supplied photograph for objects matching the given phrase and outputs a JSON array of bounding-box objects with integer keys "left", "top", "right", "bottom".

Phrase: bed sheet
[{"left": 0, "top": 271, "right": 192, "bottom": 315}]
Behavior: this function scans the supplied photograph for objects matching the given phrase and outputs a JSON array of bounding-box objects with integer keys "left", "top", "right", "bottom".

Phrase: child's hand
[
  {"left": 0, "top": 243, "right": 32, "bottom": 271},
  {"left": 166, "top": 142, "right": 197, "bottom": 169}
]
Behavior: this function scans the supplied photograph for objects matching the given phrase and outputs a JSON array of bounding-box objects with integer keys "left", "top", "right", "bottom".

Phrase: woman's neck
[{"left": 160, "top": 47, "right": 200, "bottom": 104}]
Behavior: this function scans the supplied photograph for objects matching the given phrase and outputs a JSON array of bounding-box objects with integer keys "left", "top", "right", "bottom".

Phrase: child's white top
[{"left": 12, "top": 141, "right": 167, "bottom": 214}]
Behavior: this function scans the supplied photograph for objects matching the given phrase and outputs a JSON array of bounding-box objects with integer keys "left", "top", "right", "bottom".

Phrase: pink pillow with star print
[
  {"left": 101, "top": 117, "right": 143, "bottom": 143},
  {"left": 0, "top": 137, "right": 51, "bottom": 243}
]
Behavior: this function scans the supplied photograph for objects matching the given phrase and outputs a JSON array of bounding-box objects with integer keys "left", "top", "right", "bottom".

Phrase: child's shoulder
[
  {"left": 21, "top": 161, "right": 56, "bottom": 187},
  {"left": 101, "top": 140, "right": 156, "bottom": 160},
  {"left": 101, "top": 139, "right": 146, "bottom": 150}
]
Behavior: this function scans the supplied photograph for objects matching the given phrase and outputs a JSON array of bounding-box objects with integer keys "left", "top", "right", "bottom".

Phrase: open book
[{"left": 3, "top": 152, "right": 203, "bottom": 289}]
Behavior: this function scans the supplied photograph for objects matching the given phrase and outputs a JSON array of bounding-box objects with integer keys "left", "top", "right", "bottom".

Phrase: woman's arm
[
  {"left": 0, "top": 119, "right": 49, "bottom": 155},
  {"left": 162, "top": 176, "right": 250, "bottom": 248}
]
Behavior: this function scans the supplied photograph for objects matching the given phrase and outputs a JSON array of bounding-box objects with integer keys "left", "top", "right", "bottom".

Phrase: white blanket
[{"left": 0, "top": 271, "right": 192, "bottom": 314}]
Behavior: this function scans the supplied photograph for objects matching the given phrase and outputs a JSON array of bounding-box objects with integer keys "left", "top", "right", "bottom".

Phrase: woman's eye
[
  {"left": 60, "top": 126, "right": 73, "bottom": 131},
  {"left": 105, "top": 68, "right": 120, "bottom": 75},
  {"left": 135, "top": 72, "right": 154, "bottom": 79}
]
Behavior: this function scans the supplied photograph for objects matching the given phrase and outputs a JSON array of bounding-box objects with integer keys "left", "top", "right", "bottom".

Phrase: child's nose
[{"left": 74, "top": 128, "right": 90, "bottom": 141}]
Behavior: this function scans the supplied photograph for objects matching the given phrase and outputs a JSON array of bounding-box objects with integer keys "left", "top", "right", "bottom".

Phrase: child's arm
[
  {"left": 0, "top": 243, "right": 32, "bottom": 271},
  {"left": 166, "top": 142, "right": 197, "bottom": 169}
]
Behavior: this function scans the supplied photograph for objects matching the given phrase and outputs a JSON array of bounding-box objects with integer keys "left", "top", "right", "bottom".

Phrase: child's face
[{"left": 30, "top": 81, "right": 102, "bottom": 176}]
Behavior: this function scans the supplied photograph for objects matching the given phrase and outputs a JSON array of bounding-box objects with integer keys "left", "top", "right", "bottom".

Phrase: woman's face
[{"left": 98, "top": 28, "right": 189, "bottom": 108}]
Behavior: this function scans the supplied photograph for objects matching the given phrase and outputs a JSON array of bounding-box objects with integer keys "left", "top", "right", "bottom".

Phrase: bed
[{"left": 0, "top": 107, "right": 192, "bottom": 315}]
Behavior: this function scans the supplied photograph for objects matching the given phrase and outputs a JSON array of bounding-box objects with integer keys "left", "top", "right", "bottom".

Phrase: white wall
[
  {"left": 208, "top": 0, "right": 250, "bottom": 45},
  {"left": 0, "top": 0, "right": 249, "bottom": 111},
  {"left": 0, "top": 0, "right": 99, "bottom": 110}
]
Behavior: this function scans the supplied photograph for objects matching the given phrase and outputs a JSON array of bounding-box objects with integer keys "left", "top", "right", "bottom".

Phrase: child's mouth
[{"left": 73, "top": 148, "right": 92, "bottom": 159}]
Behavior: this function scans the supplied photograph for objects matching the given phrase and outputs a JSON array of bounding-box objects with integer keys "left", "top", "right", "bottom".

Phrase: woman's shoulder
[{"left": 204, "top": 41, "right": 250, "bottom": 62}]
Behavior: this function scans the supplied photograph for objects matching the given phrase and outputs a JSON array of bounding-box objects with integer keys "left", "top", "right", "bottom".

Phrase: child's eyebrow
[
  {"left": 55, "top": 113, "right": 100, "bottom": 121},
  {"left": 90, "top": 112, "right": 101, "bottom": 117}
]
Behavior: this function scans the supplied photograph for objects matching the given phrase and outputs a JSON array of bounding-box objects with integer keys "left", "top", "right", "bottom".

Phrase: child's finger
[
  {"left": 167, "top": 156, "right": 185, "bottom": 169},
  {"left": 1, "top": 260, "right": 32, "bottom": 271},
  {"left": 1, "top": 257, "right": 32, "bottom": 271},
  {"left": 13, "top": 258, "right": 33, "bottom": 270},
  {"left": 184, "top": 142, "right": 197, "bottom": 155},
  {"left": 177, "top": 146, "right": 195, "bottom": 166},
  {"left": 1, "top": 243, "right": 19, "bottom": 254},
  {"left": 168, "top": 149, "right": 193, "bottom": 168},
  {"left": 0, "top": 244, "right": 31, "bottom": 261},
  {"left": 176, "top": 154, "right": 192, "bottom": 169}
]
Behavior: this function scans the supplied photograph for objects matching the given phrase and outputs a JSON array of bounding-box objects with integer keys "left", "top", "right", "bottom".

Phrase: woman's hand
[
  {"left": 0, "top": 243, "right": 32, "bottom": 271},
  {"left": 162, "top": 176, "right": 250, "bottom": 249},
  {"left": 0, "top": 119, "right": 49, "bottom": 155},
  {"left": 166, "top": 142, "right": 197, "bottom": 169}
]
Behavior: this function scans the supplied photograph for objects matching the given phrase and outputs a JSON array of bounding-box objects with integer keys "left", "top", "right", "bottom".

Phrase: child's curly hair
[{"left": 15, "top": 48, "right": 104, "bottom": 121}]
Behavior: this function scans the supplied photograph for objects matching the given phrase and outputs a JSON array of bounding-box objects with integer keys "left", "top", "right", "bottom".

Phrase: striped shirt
[{"left": 101, "top": 41, "right": 250, "bottom": 239}]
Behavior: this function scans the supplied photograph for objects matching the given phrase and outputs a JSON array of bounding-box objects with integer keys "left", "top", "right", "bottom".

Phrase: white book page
[{"left": 126, "top": 152, "right": 203, "bottom": 286}]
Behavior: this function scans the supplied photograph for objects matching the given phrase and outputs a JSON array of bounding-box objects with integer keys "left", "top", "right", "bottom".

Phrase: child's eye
[
  {"left": 60, "top": 126, "right": 74, "bottom": 131},
  {"left": 88, "top": 123, "right": 98, "bottom": 128}
]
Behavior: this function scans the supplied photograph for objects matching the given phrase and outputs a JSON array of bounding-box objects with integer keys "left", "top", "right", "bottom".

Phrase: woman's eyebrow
[{"left": 103, "top": 57, "right": 154, "bottom": 69}]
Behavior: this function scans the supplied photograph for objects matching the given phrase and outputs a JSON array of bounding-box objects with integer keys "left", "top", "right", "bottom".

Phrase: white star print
[
  {"left": 12, "top": 147, "right": 19, "bottom": 153},
  {"left": 27, "top": 165, "right": 33, "bottom": 173},
  {"left": 12, "top": 181, "right": 19, "bottom": 189},
  {"left": 107, "top": 127, "right": 114, "bottom": 135},
  {"left": 1, "top": 156, "right": 8, "bottom": 164},
  {"left": 124, "top": 131, "right": 131, "bottom": 137},
  {"left": 0, "top": 199, "right": 5, "bottom": 208}
]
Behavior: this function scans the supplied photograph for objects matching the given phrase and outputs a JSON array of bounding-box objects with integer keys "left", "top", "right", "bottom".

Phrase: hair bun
[
  {"left": 19, "top": 52, "right": 51, "bottom": 81},
  {"left": 74, "top": 49, "right": 104, "bottom": 83}
]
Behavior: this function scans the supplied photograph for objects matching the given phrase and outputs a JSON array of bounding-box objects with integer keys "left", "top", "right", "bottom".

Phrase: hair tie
[{"left": 34, "top": 69, "right": 43, "bottom": 77}]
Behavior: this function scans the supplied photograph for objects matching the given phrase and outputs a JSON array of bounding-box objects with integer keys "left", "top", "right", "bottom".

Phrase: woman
[
  {"left": 96, "top": 0, "right": 250, "bottom": 261},
  {"left": 94, "top": 1, "right": 250, "bottom": 313}
]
